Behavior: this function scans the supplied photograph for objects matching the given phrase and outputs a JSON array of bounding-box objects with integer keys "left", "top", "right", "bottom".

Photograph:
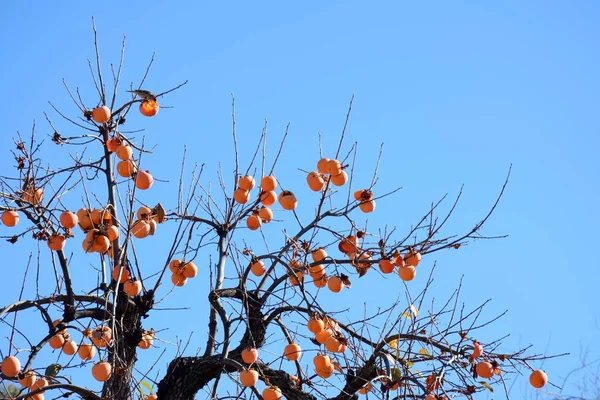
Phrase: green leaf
[
  {"left": 391, "top": 367, "right": 402, "bottom": 381},
  {"left": 479, "top": 381, "right": 494, "bottom": 392},
  {"left": 45, "top": 363, "right": 62, "bottom": 377}
]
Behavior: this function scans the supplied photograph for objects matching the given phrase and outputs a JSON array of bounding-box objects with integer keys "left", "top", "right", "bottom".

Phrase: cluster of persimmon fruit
[
  {"left": 0, "top": 320, "right": 159, "bottom": 399},
  {"left": 91, "top": 104, "right": 156, "bottom": 189},
  {"left": 232, "top": 174, "right": 299, "bottom": 230},
  {"left": 107, "top": 136, "right": 154, "bottom": 191},
  {"left": 237, "top": 339, "right": 302, "bottom": 400},
  {"left": 0, "top": 323, "right": 113, "bottom": 399},
  {"left": 168, "top": 258, "right": 198, "bottom": 287}
]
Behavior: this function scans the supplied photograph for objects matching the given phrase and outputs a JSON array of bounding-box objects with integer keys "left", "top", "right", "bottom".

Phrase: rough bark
[{"left": 101, "top": 289, "right": 154, "bottom": 399}]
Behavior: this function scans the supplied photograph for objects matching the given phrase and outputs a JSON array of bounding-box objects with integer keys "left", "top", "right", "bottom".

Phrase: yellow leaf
[
  {"left": 139, "top": 380, "right": 153, "bottom": 394},
  {"left": 388, "top": 339, "right": 398, "bottom": 349},
  {"left": 406, "top": 361, "right": 414, "bottom": 368},
  {"left": 418, "top": 348, "right": 430, "bottom": 356},
  {"left": 401, "top": 311, "right": 412, "bottom": 319}
]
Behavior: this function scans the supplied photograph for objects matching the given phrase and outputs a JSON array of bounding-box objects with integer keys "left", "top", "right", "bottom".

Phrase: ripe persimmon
[
  {"left": 279, "top": 191, "right": 297, "bottom": 210},
  {"left": 117, "top": 159, "right": 138, "bottom": 177},
  {"left": 398, "top": 265, "right": 416, "bottom": 281},
  {"left": 311, "top": 248, "right": 327, "bottom": 262},
  {"left": 59, "top": 211, "right": 78, "bottom": 229},
  {"left": 112, "top": 265, "right": 131, "bottom": 283},
  {"left": 284, "top": 343, "right": 302, "bottom": 361},
  {"left": 316, "top": 363, "right": 335, "bottom": 378},
  {"left": 169, "top": 259, "right": 183, "bottom": 274},
  {"left": 239, "top": 369, "right": 259, "bottom": 387},
  {"left": 92, "top": 235, "right": 110, "bottom": 253},
  {"left": 77, "top": 208, "right": 93, "bottom": 230},
  {"left": 78, "top": 343, "right": 96, "bottom": 360},
  {"left": 317, "top": 158, "right": 330, "bottom": 174},
  {"left": 137, "top": 206, "right": 152, "bottom": 220},
  {"left": 309, "top": 264, "right": 326, "bottom": 279},
  {"left": 182, "top": 262, "right": 198, "bottom": 278},
  {"left": 378, "top": 259, "right": 395, "bottom": 274},
  {"left": 115, "top": 144, "right": 133, "bottom": 161},
  {"left": 18, "top": 370, "right": 36, "bottom": 387},
  {"left": 313, "top": 353, "right": 331, "bottom": 370},
  {"left": 330, "top": 171, "right": 348, "bottom": 186},
  {"left": 325, "top": 336, "right": 343, "bottom": 353},
  {"left": 22, "top": 187, "right": 43, "bottom": 205},
  {"left": 258, "top": 206, "right": 273, "bottom": 223},
  {"left": 241, "top": 348, "right": 258, "bottom": 364},
  {"left": 339, "top": 235, "right": 359, "bottom": 254},
  {"left": 30, "top": 377, "right": 49, "bottom": 392},
  {"left": 148, "top": 219, "right": 157, "bottom": 236},
  {"left": 261, "top": 176, "right": 278, "bottom": 192},
  {"left": 47, "top": 235, "right": 66, "bottom": 251},
  {"left": 1, "top": 356, "right": 21, "bottom": 377},
  {"left": 315, "top": 329, "right": 333, "bottom": 344},
  {"left": 1, "top": 210, "right": 19, "bottom": 227},
  {"left": 353, "top": 189, "right": 374, "bottom": 201},
  {"left": 106, "top": 225, "right": 119, "bottom": 241},
  {"left": 393, "top": 253, "right": 405, "bottom": 267},
  {"left": 313, "top": 274, "right": 328, "bottom": 288},
  {"left": 529, "top": 369, "right": 548, "bottom": 388},
  {"left": 132, "top": 220, "right": 151, "bottom": 238},
  {"left": 138, "top": 333, "right": 154, "bottom": 349},
  {"left": 106, "top": 136, "right": 120, "bottom": 152},
  {"left": 90, "top": 209, "right": 103, "bottom": 225},
  {"left": 171, "top": 273, "right": 187, "bottom": 287},
  {"left": 233, "top": 188, "right": 250, "bottom": 204},
  {"left": 92, "top": 361, "right": 112, "bottom": 382},
  {"left": 289, "top": 271, "right": 304, "bottom": 286},
  {"left": 124, "top": 279, "right": 143, "bottom": 296},
  {"left": 260, "top": 190, "right": 277, "bottom": 206},
  {"left": 92, "top": 326, "right": 112, "bottom": 348},
  {"left": 424, "top": 395, "right": 437, "bottom": 400},
  {"left": 238, "top": 175, "right": 256, "bottom": 191},
  {"left": 263, "top": 386, "right": 282, "bottom": 400},
  {"left": 246, "top": 214, "right": 262, "bottom": 230},
  {"left": 92, "top": 106, "right": 111, "bottom": 123},
  {"left": 307, "top": 318, "right": 325, "bottom": 334},
  {"left": 306, "top": 171, "right": 325, "bottom": 191},
  {"left": 139, "top": 99, "right": 159, "bottom": 117},
  {"left": 49, "top": 334, "right": 66, "bottom": 349},
  {"left": 404, "top": 250, "right": 421, "bottom": 267},
  {"left": 62, "top": 340, "right": 78, "bottom": 356},
  {"left": 327, "top": 276, "right": 344, "bottom": 293},
  {"left": 359, "top": 383, "right": 373, "bottom": 394},
  {"left": 250, "top": 260, "right": 266, "bottom": 276},
  {"left": 136, "top": 171, "right": 154, "bottom": 190},
  {"left": 471, "top": 340, "right": 483, "bottom": 359},
  {"left": 325, "top": 159, "right": 342, "bottom": 175},
  {"left": 359, "top": 200, "right": 376, "bottom": 213},
  {"left": 476, "top": 361, "right": 494, "bottom": 379}
]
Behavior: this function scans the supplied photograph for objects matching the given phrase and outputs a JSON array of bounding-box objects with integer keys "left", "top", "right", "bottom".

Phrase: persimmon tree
[{"left": 0, "top": 27, "right": 561, "bottom": 400}]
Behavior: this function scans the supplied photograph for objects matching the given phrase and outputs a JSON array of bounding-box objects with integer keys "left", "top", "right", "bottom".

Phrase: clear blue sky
[{"left": 1, "top": 1, "right": 599, "bottom": 399}]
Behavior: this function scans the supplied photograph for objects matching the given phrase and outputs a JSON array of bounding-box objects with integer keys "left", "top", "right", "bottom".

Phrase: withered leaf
[{"left": 340, "top": 273, "right": 352, "bottom": 288}]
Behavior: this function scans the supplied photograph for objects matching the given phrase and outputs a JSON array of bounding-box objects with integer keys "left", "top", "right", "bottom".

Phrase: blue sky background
[{"left": 1, "top": 1, "right": 599, "bottom": 399}]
